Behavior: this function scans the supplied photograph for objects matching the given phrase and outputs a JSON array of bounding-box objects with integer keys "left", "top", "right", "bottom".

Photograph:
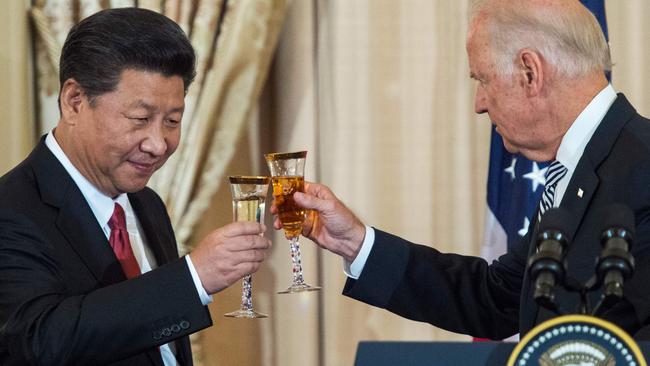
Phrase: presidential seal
[{"left": 508, "top": 315, "right": 647, "bottom": 366}]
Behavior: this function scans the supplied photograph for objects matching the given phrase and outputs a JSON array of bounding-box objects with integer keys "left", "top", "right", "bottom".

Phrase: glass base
[
  {"left": 278, "top": 283, "right": 321, "bottom": 294},
  {"left": 224, "top": 309, "right": 268, "bottom": 318}
]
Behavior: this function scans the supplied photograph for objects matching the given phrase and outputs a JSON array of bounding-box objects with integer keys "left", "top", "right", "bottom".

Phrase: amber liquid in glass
[{"left": 272, "top": 176, "right": 305, "bottom": 238}]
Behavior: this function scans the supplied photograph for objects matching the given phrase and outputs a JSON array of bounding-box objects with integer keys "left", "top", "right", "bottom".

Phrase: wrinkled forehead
[
  {"left": 466, "top": 12, "right": 489, "bottom": 52},
  {"left": 466, "top": 20, "right": 498, "bottom": 80},
  {"left": 468, "top": 10, "right": 491, "bottom": 40},
  {"left": 466, "top": 17, "right": 491, "bottom": 58}
]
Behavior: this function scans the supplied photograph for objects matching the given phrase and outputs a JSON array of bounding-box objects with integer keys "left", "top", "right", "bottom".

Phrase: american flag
[
  {"left": 478, "top": 0, "right": 609, "bottom": 340},
  {"left": 480, "top": 130, "right": 548, "bottom": 264}
]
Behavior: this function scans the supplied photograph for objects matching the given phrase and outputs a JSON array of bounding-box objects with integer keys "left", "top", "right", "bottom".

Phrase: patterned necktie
[
  {"left": 538, "top": 160, "right": 568, "bottom": 221},
  {"left": 108, "top": 203, "right": 141, "bottom": 279}
]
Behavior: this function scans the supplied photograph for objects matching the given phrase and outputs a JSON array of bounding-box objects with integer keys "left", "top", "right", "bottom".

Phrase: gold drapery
[{"left": 0, "top": 0, "right": 34, "bottom": 174}]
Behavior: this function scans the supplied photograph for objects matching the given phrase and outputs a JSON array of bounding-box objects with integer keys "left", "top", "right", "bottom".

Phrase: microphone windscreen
[
  {"left": 598, "top": 203, "right": 635, "bottom": 235},
  {"left": 538, "top": 207, "right": 574, "bottom": 242}
]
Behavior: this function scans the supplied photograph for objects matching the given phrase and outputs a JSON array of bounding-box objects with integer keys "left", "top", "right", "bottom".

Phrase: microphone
[
  {"left": 595, "top": 204, "right": 635, "bottom": 306},
  {"left": 527, "top": 207, "right": 573, "bottom": 314}
]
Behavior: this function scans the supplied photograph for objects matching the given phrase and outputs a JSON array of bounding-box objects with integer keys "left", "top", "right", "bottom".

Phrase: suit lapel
[
  {"left": 56, "top": 192, "right": 128, "bottom": 285},
  {"left": 558, "top": 93, "right": 637, "bottom": 242},
  {"left": 30, "top": 139, "right": 127, "bottom": 285},
  {"left": 128, "top": 191, "right": 178, "bottom": 266},
  {"left": 521, "top": 94, "right": 638, "bottom": 335},
  {"left": 558, "top": 162, "right": 599, "bottom": 241}
]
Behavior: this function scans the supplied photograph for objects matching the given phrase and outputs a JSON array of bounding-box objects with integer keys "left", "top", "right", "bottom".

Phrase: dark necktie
[
  {"left": 538, "top": 160, "right": 568, "bottom": 221},
  {"left": 108, "top": 203, "right": 141, "bottom": 279}
]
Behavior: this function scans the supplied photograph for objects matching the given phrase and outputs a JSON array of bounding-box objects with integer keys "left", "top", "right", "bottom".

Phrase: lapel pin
[{"left": 577, "top": 188, "right": 584, "bottom": 198}]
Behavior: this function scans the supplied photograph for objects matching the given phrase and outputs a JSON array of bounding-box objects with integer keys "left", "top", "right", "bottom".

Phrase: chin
[
  {"left": 502, "top": 142, "right": 519, "bottom": 154},
  {"left": 116, "top": 180, "right": 149, "bottom": 194}
]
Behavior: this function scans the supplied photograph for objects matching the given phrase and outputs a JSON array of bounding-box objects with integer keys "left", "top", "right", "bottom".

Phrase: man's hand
[
  {"left": 271, "top": 182, "right": 366, "bottom": 263},
  {"left": 189, "top": 222, "right": 271, "bottom": 294}
]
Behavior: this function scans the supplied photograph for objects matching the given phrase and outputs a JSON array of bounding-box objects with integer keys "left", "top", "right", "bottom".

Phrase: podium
[
  {"left": 354, "top": 341, "right": 650, "bottom": 366},
  {"left": 354, "top": 341, "right": 515, "bottom": 366}
]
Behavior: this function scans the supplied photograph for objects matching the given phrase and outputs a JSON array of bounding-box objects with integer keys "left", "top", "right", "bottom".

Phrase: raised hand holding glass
[
  {"left": 265, "top": 151, "right": 321, "bottom": 294},
  {"left": 224, "top": 176, "right": 270, "bottom": 318}
]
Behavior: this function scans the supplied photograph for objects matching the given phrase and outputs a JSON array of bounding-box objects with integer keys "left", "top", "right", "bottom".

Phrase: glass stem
[
  {"left": 289, "top": 236, "right": 305, "bottom": 285},
  {"left": 241, "top": 275, "right": 253, "bottom": 311}
]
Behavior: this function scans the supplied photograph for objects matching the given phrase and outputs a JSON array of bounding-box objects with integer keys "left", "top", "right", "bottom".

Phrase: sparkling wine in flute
[
  {"left": 234, "top": 196, "right": 266, "bottom": 223},
  {"left": 264, "top": 151, "right": 320, "bottom": 294},
  {"left": 224, "top": 175, "right": 270, "bottom": 318}
]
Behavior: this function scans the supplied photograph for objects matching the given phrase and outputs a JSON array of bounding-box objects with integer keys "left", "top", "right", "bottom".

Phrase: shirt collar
[
  {"left": 555, "top": 84, "right": 617, "bottom": 171},
  {"left": 45, "top": 131, "right": 126, "bottom": 228}
]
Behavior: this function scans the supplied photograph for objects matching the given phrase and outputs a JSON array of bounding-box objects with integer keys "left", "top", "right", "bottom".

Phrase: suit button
[{"left": 180, "top": 320, "right": 190, "bottom": 329}]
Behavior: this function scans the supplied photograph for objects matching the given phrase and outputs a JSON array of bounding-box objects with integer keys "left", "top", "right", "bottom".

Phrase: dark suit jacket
[
  {"left": 343, "top": 93, "right": 650, "bottom": 340},
  {"left": 0, "top": 138, "right": 213, "bottom": 365}
]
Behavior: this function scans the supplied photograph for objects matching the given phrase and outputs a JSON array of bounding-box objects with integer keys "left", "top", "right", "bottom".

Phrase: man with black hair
[{"left": 0, "top": 8, "right": 270, "bottom": 365}]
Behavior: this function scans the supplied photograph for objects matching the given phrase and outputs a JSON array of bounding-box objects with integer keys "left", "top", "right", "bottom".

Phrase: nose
[
  {"left": 140, "top": 123, "right": 168, "bottom": 157},
  {"left": 474, "top": 84, "right": 487, "bottom": 114}
]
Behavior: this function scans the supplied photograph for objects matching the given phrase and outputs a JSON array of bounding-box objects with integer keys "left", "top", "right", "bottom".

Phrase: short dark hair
[{"left": 59, "top": 7, "right": 196, "bottom": 105}]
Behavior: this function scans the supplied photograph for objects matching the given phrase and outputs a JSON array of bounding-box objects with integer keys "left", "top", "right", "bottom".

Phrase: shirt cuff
[
  {"left": 185, "top": 255, "right": 213, "bottom": 306},
  {"left": 343, "top": 225, "right": 375, "bottom": 279}
]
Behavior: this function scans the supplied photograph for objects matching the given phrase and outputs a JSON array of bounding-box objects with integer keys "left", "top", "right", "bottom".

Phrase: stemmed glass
[
  {"left": 224, "top": 176, "right": 270, "bottom": 318},
  {"left": 265, "top": 151, "right": 321, "bottom": 294}
]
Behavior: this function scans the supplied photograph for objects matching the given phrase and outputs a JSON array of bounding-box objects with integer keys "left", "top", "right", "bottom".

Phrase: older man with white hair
[{"left": 271, "top": 0, "right": 650, "bottom": 340}]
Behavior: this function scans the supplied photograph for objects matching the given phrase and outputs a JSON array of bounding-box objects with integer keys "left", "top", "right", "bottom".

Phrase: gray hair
[{"left": 469, "top": 0, "right": 612, "bottom": 78}]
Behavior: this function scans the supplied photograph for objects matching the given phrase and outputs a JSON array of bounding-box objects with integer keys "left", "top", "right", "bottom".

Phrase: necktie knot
[
  {"left": 108, "top": 202, "right": 141, "bottom": 279},
  {"left": 539, "top": 160, "right": 568, "bottom": 220},
  {"left": 108, "top": 203, "right": 127, "bottom": 231},
  {"left": 544, "top": 160, "right": 567, "bottom": 188}
]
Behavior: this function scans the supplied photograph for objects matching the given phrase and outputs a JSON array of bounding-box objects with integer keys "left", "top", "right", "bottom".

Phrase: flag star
[
  {"left": 523, "top": 162, "right": 548, "bottom": 192},
  {"left": 504, "top": 157, "right": 517, "bottom": 180},
  {"left": 518, "top": 217, "right": 530, "bottom": 237}
]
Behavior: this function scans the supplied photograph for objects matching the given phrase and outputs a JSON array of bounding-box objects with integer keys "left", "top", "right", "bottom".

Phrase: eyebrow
[{"left": 469, "top": 71, "right": 485, "bottom": 82}]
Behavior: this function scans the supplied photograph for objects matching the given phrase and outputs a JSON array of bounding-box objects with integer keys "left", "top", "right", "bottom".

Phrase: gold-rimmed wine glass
[
  {"left": 265, "top": 151, "right": 321, "bottom": 294},
  {"left": 224, "top": 175, "right": 270, "bottom": 318}
]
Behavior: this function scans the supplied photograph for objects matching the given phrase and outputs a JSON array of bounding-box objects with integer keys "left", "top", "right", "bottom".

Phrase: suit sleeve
[
  {"left": 0, "top": 212, "right": 212, "bottom": 365},
  {"left": 343, "top": 228, "right": 530, "bottom": 340}
]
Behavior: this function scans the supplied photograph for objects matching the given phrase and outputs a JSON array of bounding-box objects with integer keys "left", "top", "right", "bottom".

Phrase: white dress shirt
[
  {"left": 45, "top": 131, "right": 212, "bottom": 365},
  {"left": 345, "top": 84, "right": 618, "bottom": 279},
  {"left": 552, "top": 84, "right": 617, "bottom": 206}
]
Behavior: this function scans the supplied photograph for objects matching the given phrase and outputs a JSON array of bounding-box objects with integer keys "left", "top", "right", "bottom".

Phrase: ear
[
  {"left": 59, "top": 78, "right": 86, "bottom": 125},
  {"left": 517, "top": 49, "right": 544, "bottom": 97}
]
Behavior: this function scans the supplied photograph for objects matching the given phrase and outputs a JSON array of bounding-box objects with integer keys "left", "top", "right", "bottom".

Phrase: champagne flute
[
  {"left": 224, "top": 176, "right": 270, "bottom": 318},
  {"left": 265, "top": 151, "right": 321, "bottom": 294}
]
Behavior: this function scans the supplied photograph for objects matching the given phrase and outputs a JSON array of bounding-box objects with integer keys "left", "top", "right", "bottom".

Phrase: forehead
[
  {"left": 102, "top": 69, "right": 186, "bottom": 109},
  {"left": 116, "top": 69, "right": 184, "bottom": 92},
  {"left": 466, "top": 18, "right": 492, "bottom": 74},
  {"left": 466, "top": 38, "right": 487, "bottom": 77},
  {"left": 466, "top": 15, "right": 490, "bottom": 53}
]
